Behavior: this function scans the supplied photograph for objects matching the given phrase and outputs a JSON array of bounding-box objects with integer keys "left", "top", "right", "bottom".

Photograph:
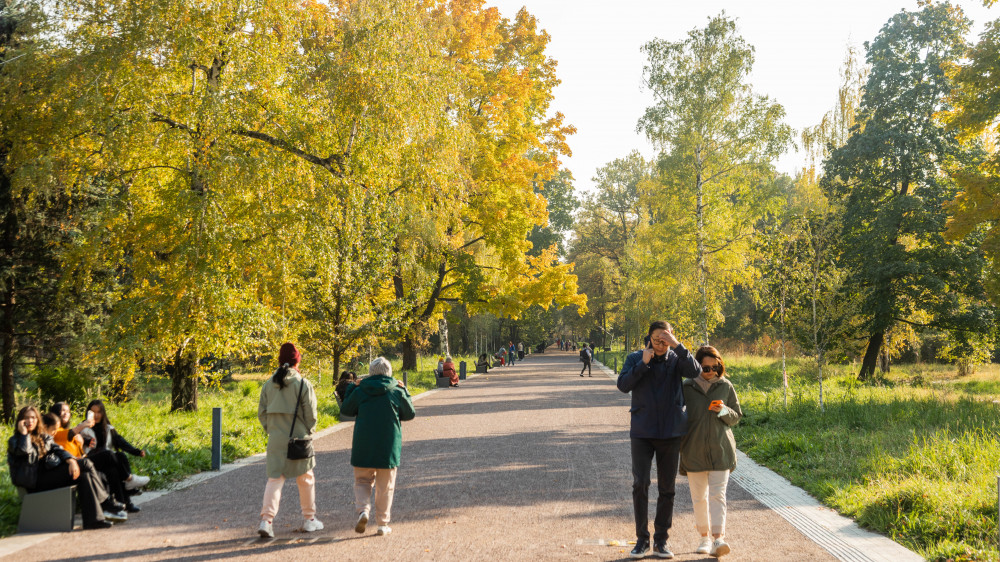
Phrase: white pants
[{"left": 687, "top": 470, "right": 730, "bottom": 536}]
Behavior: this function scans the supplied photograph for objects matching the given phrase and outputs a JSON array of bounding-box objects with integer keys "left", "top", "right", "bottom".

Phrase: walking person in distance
[
  {"left": 579, "top": 342, "right": 592, "bottom": 377},
  {"left": 341, "top": 357, "right": 416, "bottom": 536},
  {"left": 257, "top": 342, "right": 322, "bottom": 538},
  {"left": 680, "top": 346, "right": 742, "bottom": 558},
  {"left": 617, "top": 321, "right": 700, "bottom": 558}
]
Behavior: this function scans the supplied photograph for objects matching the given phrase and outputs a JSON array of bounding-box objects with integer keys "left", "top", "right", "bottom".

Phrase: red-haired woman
[
  {"left": 6, "top": 406, "right": 117, "bottom": 529},
  {"left": 680, "top": 346, "right": 743, "bottom": 558}
]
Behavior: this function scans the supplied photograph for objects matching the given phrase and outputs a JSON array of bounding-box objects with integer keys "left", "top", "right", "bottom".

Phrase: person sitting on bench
[
  {"left": 80, "top": 400, "right": 150, "bottom": 504},
  {"left": 443, "top": 356, "right": 459, "bottom": 387},
  {"left": 336, "top": 372, "right": 358, "bottom": 403},
  {"left": 51, "top": 402, "right": 141, "bottom": 513},
  {"left": 8, "top": 406, "right": 123, "bottom": 529},
  {"left": 476, "top": 353, "right": 491, "bottom": 372}
]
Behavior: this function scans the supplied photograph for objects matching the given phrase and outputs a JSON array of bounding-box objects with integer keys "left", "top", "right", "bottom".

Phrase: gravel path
[{"left": 18, "top": 350, "right": 836, "bottom": 561}]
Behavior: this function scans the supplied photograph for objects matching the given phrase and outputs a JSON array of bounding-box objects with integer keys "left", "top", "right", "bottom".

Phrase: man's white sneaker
[
  {"left": 710, "top": 537, "right": 730, "bottom": 557},
  {"left": 257, "top": 519, "right": 274, "bottom": 538},
  {"left": 696, "top": 536, "right": 713, "bottom": 554},
  {"left": 302, "top": 518, "right": 324, "bottom": 532},
  {"left": 125, "top": 474, "right": 150, "bottom": 491},
  {"left": 376, "top": 525, "right": 392, "bottom": 536},
  {"left": 102, "top": 510, "right": 127, "bottom": 522},
  {"left": 354, "top": 512, "right": 368, "bottom": 533}
]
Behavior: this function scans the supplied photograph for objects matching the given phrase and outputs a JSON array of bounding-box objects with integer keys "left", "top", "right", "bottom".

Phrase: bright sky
[{"left": 487, "top": 0, "right": 997, "bottom": 195}]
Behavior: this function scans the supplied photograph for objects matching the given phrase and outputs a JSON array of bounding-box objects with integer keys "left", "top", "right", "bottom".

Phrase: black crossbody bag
[{"left": 286, "top": 379, "right": 314, "bottom": 460}]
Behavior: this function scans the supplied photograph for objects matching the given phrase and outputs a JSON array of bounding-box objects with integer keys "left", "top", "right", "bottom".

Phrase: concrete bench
[{"left": 16, "top": 485, "right": 76, "bottom": 533}]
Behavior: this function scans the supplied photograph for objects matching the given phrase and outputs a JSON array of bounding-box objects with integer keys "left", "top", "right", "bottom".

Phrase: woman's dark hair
[
  {"left": 49, "top": 402, "right": 70, "bottom": 429},
  {"left": 41, "top": 413, "right": 60, "bottom": 431},
  {"left": 86, "top": 399, "right": 110, "bottom": 449},
  {"left": 695, "top": 346, "right": 725, "bottom": 377},
  {"left": 15, "top": 406, "right": 46, "bottom": 453},
  {"left": 648, "top": 321, "right": 671, "bottom": 338},
  {"left": 273, "top": 365, "right": 292, "bottom": 389}
]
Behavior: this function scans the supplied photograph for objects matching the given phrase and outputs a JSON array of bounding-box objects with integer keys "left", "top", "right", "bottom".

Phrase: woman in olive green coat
[
  {"left": 341, "top": 356, "right": 415, "bottom": 537},
  {"left": 256, "top": 343, "right": 322, "bottom": 538},
  {"left": 680, "top": 346, "right": 742, "bottom": 558}
]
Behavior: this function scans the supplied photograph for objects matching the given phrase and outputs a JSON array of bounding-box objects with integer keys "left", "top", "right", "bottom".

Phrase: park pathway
[{"left": 12, "top": 351, "right": 862, "bottom": 561}]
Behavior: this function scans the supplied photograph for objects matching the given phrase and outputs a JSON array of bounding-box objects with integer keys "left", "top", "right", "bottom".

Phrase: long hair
[
  {"left": 49, "top": 402, "right": 70, "bottom": 429},
  {"left": 86, "top": 399, "right": 110, "bottom": 449},
  {"left": 273, "top": 364, "right": 292, "bottom": 389},
  {"left": 15, "top": 406, "right": 46, "bottom": 453}
]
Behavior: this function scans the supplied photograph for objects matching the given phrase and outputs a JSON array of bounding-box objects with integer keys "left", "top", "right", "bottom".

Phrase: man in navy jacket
[{"left": 617, "top": 321, "right": 700, "bottom": 559}]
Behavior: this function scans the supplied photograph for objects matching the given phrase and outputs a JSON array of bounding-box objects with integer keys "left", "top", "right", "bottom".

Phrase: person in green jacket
[
  {"left": 256, "top": 343, "right": 321, "bottom": 538},
  {"left": 680, "top": 346, "right": 742, "bottom": 558},
  {"left": 341, "top": 356, "right": 415, "bottom": 537}
]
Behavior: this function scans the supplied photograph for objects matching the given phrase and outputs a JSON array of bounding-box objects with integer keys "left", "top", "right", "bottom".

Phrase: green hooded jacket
[
  {"left": 341, "top": 374, "right": 416, "bottom": 468},
  {"left": 679, "top": 376, "right": 742, "bottom": 475}
]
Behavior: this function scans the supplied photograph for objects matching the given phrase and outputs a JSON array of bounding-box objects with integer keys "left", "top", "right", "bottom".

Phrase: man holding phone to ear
[{"left": 617, "top": 321, "right": 701, "bottom": 559}]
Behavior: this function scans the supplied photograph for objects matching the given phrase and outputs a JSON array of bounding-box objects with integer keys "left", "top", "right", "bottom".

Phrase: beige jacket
[{"left": 258, "top": 370, "right": 317, "bottom": 478}]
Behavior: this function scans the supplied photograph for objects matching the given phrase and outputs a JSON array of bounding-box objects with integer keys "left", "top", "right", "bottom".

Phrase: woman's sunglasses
[{"left": 701, "top": 364, "right": 723, "bottom": 373}]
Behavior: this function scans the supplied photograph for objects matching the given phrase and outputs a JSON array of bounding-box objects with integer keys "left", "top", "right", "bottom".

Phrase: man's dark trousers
[{"left": 631, "top": 436, "right": 682, "bottom": 542}]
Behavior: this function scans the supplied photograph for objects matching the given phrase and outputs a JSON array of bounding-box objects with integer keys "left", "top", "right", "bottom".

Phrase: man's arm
[
  {"left": 616, "top": 352, "right": 649, "bottom": 393},
  {"left": 673, "top": 344, "right": 700, "bottom": 379}
]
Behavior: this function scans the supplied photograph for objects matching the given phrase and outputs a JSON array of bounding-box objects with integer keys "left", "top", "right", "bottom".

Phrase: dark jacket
[
  {"left": 617, "top": 344, "right": 700, "bottom": 439},
  {"left": 679, "top": 377, "right": 742, "bottom": 474},
  {"left": 7, "top": 433, "right": 72, "bottom": 489},
  {"left": 342, "top": 374, "right": 416, "bottom": 468}
]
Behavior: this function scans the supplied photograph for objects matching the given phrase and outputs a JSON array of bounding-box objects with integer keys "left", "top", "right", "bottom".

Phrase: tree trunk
[
  {"left": 333, "top": 347, "right": 342, "bottom": 383},
  {"left": 1, "top": 286, "right": 14, "bottom": 422},
  {"left": 439, "top": 318, "right": 450, "bottom": 358},
  {"left": 401, "top": 334, "right": 418, "bottom": 371},
  {"left": 695, "top": 147, "right": 709, "bottom": 346},
  {"left": 171, "top": 343, "right": 198, "bottom": 412},
  {"left": 857, "top": 331, "right": 884, "bottom": 381}
]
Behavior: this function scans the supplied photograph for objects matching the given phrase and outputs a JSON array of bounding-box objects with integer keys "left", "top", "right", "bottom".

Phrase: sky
[{"left": 486, "top": 0, "right": 998, "bottom": 194}]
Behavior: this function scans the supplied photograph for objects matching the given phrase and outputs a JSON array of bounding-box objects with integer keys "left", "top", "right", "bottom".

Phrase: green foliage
[{"left": 729, "top": 355, "right": 1000, "bottom": 560}]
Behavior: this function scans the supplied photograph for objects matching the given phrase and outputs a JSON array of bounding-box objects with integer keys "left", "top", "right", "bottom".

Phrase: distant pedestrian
[
  {"left": 517, "top": 341, "right": 524, "bottom": 360},
  {"left": 341, "top": 357, "right": 416, "bottom": 536},
  {"left": 617, "top": 321, "right": 700, "bottom": 559},
  {"left": 257, "top": 342, "right": 322, "bottom": 538},
  {"left": 681, "top": 346, "right": 742, "bottom": 558},
  {"left": 508, "top": 342, "right": 517, "bottom": 366},
  {"left": 579, "top": 343, "right": 592, "bottom": 377}
]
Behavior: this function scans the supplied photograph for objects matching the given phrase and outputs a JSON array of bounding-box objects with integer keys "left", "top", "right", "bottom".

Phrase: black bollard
[
  {"left": 211, "top": 407, "right": 222, "bottom": 471},
  {"left": 459, "top": 361, "right": 467, "bottom": 380}
]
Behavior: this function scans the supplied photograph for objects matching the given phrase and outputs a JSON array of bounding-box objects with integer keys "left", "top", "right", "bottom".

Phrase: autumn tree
[
  {"left": 638, "top": 13, "right": 792, "bottom": 345},
  {"left": 823, "top": 3, "right": 997, "bottom": 380}
]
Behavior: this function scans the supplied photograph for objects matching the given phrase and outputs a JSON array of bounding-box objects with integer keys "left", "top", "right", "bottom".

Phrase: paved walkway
[{"left": 4, "top": 351, "right": 917, "bottom": 561}]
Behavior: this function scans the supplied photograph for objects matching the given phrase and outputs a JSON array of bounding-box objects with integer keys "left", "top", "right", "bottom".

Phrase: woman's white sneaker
[
  {"left": 303, "top": 518, "right": 324, "bottom": 532},
  {"left": 257, "top": 519, "right": 274, "bottom": 538},
  {"left": 354, "top": 511, "right": 368, "bottom": 533},
  {"left": 696, "top": 536, "right": 713, "bottom": 554},
  {"left": 710, "top": 537, "right": 730, "bottom": 557},
  {"left": 376, "top": 525, "right": 392, "bottom": 536},
  {"left": 125, "top": 474, "right": 150, "bottom": 490}
]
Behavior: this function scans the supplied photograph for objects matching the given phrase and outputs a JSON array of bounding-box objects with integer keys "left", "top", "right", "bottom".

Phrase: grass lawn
[
  {"left": 0, "top": 354, "right": 479, "bottom": 538},
  {"left": 597, "top": 349, "right": 1000, "bottom": 562}
]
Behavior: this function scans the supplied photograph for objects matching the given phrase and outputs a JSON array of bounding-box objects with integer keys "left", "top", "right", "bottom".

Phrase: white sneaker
[
  {"left": 302, "top": 518, "right": 324, "bottom": 532},
  {"left": 696, "top": 536, "right": 713, "bottom": 554},
  {"left": 125, "top": 474, "right": 150, "bottom": 491},
  {"left": 257, "top": 519, "right": 274, "bottom": 538},
  {"left": 102, "top": 510, "right": 127, "bottom": 522},
  {"left": 710, "top": 537, "right": 730, "bottom": 557},
  {"left": 376, "top": 525, "right": 392, "bottom": 536},
  {"left": 354, "top": 512, "right": 368, "bottom": 533}
]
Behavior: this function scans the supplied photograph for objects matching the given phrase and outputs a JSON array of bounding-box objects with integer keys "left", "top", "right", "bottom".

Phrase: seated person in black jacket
[
  {"left": 476, "top": 353, "right": 491, "bottom": 371},
  {"left": 80, "top": 400, "right": 150, "bottom": 509},
  {"left": 335, "top": 371, "right": 358, "bottom": 403},
  {"left": 8, "top": 406, "right": 123, "bottom": 529}
]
